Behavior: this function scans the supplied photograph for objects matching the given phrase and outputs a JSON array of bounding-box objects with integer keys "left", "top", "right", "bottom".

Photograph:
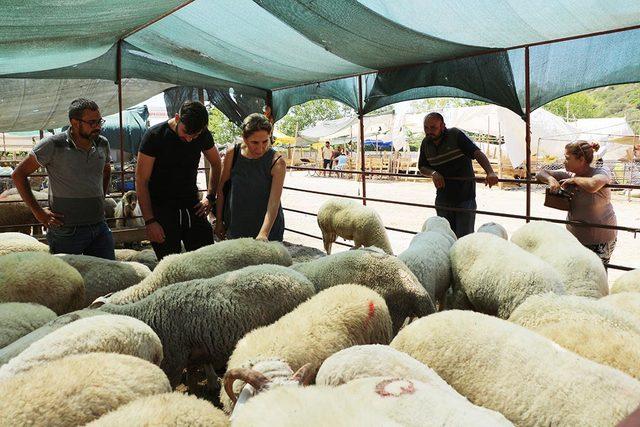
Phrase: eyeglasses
[{"left": 77, "top": 118, "right": 105, "bottom": 127}]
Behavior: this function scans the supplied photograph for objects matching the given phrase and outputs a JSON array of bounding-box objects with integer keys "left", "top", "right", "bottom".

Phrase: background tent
[{"left": 101, "top": 105, "right": 150, "bottom": 160}]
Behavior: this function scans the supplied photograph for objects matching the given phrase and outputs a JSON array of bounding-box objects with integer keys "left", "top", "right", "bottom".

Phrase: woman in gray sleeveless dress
[{"left": 214, "top": 113, "right": 285, "bottom": 241}]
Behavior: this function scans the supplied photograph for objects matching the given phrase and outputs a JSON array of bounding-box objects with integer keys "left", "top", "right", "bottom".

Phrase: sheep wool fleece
[
  {"left": 101, "top": 264, "right": 315, "bottom": 387},
  {"left": 611, "top": 269, "right": 640, "bottom": 294},
  {"left": 0, "top": 251, "right": 85, "bottom": 315},
  {"left": 391, "top": 310, "right": 640, "bottom": 426},
  {"left": 106, "top": 238, "right": 292, "bottom": 304},
  {"left": 0, "top": 302, "right": 56, "bottom": 348},
  {"left": 0, "top": 232, "right": 49, "bottom": 257},
  {"left": 0, "top": 352, "right": 171, "bottom": 427},
  {"left": 221, "top": 284, "right": 393, "bottom": 413}
]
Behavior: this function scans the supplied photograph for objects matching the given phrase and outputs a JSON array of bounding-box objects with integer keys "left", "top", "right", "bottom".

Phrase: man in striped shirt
[{"left": 418, "top": 112, "right": 498, "bottom": 238}]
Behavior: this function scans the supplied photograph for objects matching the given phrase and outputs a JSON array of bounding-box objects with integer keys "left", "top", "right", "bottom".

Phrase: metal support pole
[
  {"left": 116, "top": 40, "right": 125, "bottom": 196},
  {"left": 357, "top": 75, "right": 367, "bottom": 205},
  {"left": 524, "top": 46, "right": 532, "bottom": 222}
]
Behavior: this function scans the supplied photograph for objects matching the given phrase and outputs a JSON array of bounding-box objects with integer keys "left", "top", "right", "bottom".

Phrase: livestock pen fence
[{"left": 2, "top": 161, "right": 639, "bottom": 273}]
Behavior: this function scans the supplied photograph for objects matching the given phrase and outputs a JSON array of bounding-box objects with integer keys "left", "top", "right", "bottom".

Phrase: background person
[
  {"left": 418, "top": 112, "right": 498, "bottom": 238},
  {"left": 214, "top": 113, "right": 285, "bottom": 241},
  {"left": 536, "top": 141, "right": 617, "bottom": 264},
  {"left": 12, "top": 98, "right": 115, "bottom": 259}
]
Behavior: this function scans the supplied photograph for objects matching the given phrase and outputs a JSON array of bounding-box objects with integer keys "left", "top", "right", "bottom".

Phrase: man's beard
[{"left": 79, "top": 129, "right": 100, "bottom": 141}]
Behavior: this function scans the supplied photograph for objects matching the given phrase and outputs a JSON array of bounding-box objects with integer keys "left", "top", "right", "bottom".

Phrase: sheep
[
  {"left": 510, "top": 221, "right": 608, "bottom": 298},
  {"left": 100, "top": 264, "right": 315, "bottom": 387},
  {"left": 449, "top": 232, "right": 565, "bottom": 318},
  {"left": 114, "top": 190, "right": 144, "bottom": 228},
  {"left": 282, "top": 241, "right": 326, "bottom": 263},
  {"left": 0, "top": 308, "right": 108, "bottom": 366},
  {"left": 0, "top": 232, "right": 48, "bottom": 256},
  {"left": 86, "top": 392, "right": 229, "bottom": 427},
  {"left": 103, "top": 197, "right": 117, "bottom": 227},
  {"left": 399, "top": 216, "right": 455, "bottom": 308},
  {"left": 221, "top": 284, "right": 393, "bottom": 413},
  {"left": 611, "top": 269, "right": 640, "bottom": 294},
  {"left": 0, "top": 302, "right": 56, "bottom": 348},
  {"left": 101, "top": 238, "right": 292, "bottom": 305},
  {"left": 57, "top": 254, "right": 151, "bottom": 306},
  {"left": 0, "top": 314, "right": 163, "bottom": 380},
  {"left": 0, "top": 251, "right": 85, "bottom": 315},
  {"left": 292, "top": 249, "right": 434, "bottom": 333},
  {"left": 509, "top": 293, "right": 640, "bottom": 379},
  {"left": 601, "top": 292, "right": 640, "bottom": 321},
  {"left": 0, "top": 352, "right": 171, "bottom": 427},
  {"left": 390, "top": 310, "right": 640, "bottom": 426},
  {"left": 317, "top": 198, "right": 393, "bottom": 255},
  {"left": 115, "top": 248, "right": 158, "bottom": 270},
  {"left": 0, "top": 191, "right": 48, "bottom": 234},
  {"left": 477, "top": 221, "right": 508, "bottom": 239},
  {"left": 232, "top": 376, "right": 513, "bottom": 427}
]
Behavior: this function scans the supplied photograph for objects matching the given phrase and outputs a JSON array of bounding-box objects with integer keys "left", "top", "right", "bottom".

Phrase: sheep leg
[
  {"left": 322, "top": 231, "right": 336, "bottom": 255},
  {"left": 203, "top": 364, "right": 220, "bottom": 393}
]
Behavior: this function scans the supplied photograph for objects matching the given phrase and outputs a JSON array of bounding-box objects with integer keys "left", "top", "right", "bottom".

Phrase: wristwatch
[{"left": 206, "top": 193, "right": 216, "bottom": 203}]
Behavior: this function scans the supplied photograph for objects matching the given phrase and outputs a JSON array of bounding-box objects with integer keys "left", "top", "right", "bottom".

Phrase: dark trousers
[
  {"left": 435, "top": 198, "right": 477, "bottom": 238},
  {"left": 47, "top": 220, "right": 115, "bottom": 260},
  {"left": 151, "top": 205, "right": 214, "bottom": 260}
]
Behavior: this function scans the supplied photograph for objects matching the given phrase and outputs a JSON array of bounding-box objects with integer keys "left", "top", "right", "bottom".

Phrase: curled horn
[
  {"left": 223, "top": 368, "right": 270, "bottom": 405},
  {"left": 291, "top": 363, "right": 315, "bottom": 386}
]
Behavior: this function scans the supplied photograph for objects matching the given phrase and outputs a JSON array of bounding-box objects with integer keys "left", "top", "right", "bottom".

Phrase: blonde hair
[{"left": 565, "top": 140, "right": 600, "bottom": 164}]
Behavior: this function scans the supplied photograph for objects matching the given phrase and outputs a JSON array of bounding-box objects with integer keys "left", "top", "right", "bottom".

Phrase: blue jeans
[
  {"left": 46, "top": 221, "right": 115, "bottom": 260},
  {"left": 435, "top": 198, "right": 476, "bottom": 238}
]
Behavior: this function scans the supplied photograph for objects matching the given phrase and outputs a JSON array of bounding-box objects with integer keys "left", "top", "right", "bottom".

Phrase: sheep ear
[{"left": 292, "top": 363, "right": 314, "bottom": 386}]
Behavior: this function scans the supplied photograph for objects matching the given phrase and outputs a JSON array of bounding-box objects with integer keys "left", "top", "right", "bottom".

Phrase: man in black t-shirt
[
  {"left": 418, "top": 112, "right": 498, "bottom": 238},
  {"left": 136, "top": 101, "right": 222, "bottom": 259}
]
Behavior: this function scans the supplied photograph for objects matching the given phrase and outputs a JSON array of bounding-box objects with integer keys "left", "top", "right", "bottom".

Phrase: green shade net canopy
[{"left": 1, "top": 0, "right": 639, "bottom": 132}]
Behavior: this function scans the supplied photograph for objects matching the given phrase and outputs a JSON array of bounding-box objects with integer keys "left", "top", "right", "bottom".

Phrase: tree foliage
[
  {"left": 208, "top": 108, "right": 241, "bottom": 146},
  {"left": 275, "top": 99, "right": 354, "bottom": 136}
]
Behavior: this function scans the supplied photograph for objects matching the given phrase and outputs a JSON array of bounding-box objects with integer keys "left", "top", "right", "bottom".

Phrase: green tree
[
  {"left": 544, "top": 92, "right": 603, "bottom": 120},
  {"left": 276, "top": 99, "right": 353, "bottom": 136},
  {"left": 208, "top": 108, "right": 241, "bottom": 145}
]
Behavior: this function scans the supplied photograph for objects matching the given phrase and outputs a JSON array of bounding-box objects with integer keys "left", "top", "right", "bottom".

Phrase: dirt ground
[{"left": 281, "top": 171, "right": 640, "bottom": 286}]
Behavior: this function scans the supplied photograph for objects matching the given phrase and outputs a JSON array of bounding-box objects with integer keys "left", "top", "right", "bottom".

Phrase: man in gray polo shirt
[{"left": 12, "top": 98, "right": 115, "bottom": 259}]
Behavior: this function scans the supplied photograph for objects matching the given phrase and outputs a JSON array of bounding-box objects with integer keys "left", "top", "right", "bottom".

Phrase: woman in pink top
[{"left": 537, "top": 141, "right": 617, "bottom": 264}]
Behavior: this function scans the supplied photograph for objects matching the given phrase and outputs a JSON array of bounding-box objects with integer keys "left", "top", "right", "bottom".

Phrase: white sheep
[
  {"left": 0, "top": 232, "right": 48, "bottom": 256},
  {"left": 317, "top": 198, "right": 393, "bottom": 255},
  {"left": 0, "top": 302, "right": 56, "bottom": 348},
  {"left": 601, "top": 292, "right": 640, "bottom": 321},
  {"left": 232, "top": 376, "right": 512, "bottom": 427},
  {"left": 102, "top": 238, "right": 292, "bottom": 305},
  {"left": 0, "top": 251, "right": 85, "bottom": 315},
  {"left": 315, "top": 344, "right": 512, "bottom": 425},
  {"left": 100, "top": 264, "right": 316, "bottom": 387},
  {"left": 0, "top": 314, "right": 163, "bottom": 380},
  {"left": 57, "top": 254, "right": 151, "bottom": 306},
  {"left": 611, "top": 269, "right": 640, "bottom": 294},
  {"left": 477, "top": 221, "right": 508, "bottom": 239},
  {"left": 114, "top": 190, "right": 144, "bottom": 228},
  {"left": 0, "top": 308, "right": 108, "bottom": 366},
  {"left": 391, "top": 310, "right": 640, "bottom": 426},
  {"left": 511, "top": 221, "right": 608, "bottom": 298},
  {"left": 449, "top": 232, "right": 565, "bottom": 318},
  {"left": 0, "top": 352, "right": 171, "bottom": 427},
  {"left": 509, "top": 293, "right": 640, "bottom": 379},
  {"left": 86, "top": 392, "right": 229, "bottom": 426},
  {"left": 221, "top": 284, "right": 393, "bottom": 413},
  {"left": 292, "top": 249, "right": 434, "bottom": 333},
  {"left": 114, "top": 248, "right": 158, "bottom": 270},
  {"left": 399, "top": 216, "right": 455, "bottom": 308}
]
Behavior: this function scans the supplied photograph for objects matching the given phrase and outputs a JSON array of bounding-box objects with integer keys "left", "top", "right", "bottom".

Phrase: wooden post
[
  {"left": 357, "top": 75, "right": 367, "bottom": 205},
  {"left": 116, "top": 40, "right": 125, "bottom": 196},
  {"left": 525, "top": 46, "right": 532, "bottom": 223}
]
